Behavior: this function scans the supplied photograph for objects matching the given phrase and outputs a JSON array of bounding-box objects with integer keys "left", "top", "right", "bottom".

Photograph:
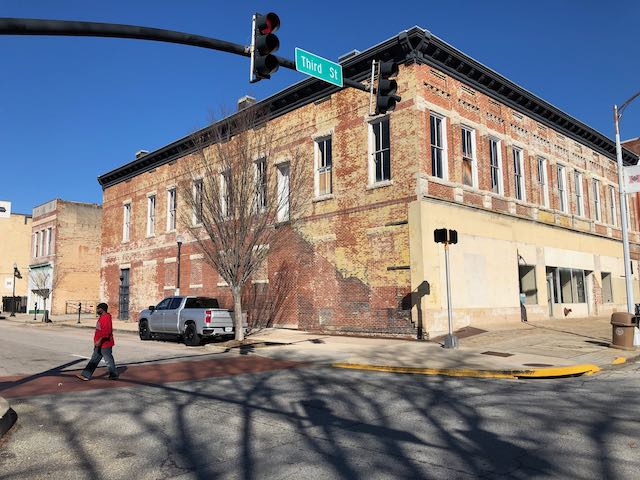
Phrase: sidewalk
[{"left": 3, "top": 313, "right": 638, "bottom": 379}]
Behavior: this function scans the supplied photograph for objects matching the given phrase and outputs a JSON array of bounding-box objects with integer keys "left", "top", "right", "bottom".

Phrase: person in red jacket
[{"left": 76, "top": 302, "right": 119, "bottom": 380}]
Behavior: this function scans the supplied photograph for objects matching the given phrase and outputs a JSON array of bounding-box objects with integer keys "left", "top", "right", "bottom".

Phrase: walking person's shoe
[
  {"left": 107, "top": 375, "right": 119, "bottom": 380},
  {"left": 75, "top": 374, "right": 89, "bottom": 381}
]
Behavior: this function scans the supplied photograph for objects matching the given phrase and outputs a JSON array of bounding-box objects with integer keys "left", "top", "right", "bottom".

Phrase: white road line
[{"left": 71, "top": 354, "right": 90, "bottom": 359}]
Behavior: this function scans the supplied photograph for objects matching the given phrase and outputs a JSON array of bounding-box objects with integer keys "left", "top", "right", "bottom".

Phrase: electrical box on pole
[
  {"left": 250, "top": 12, "right": 280, "bottom": 82},
  {"left": 375, "top": 60, "right": 401, "bottom": 114}
]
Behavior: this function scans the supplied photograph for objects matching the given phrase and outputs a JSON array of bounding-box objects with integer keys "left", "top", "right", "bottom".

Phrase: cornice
[{"left": 98, "top": 27, "right": 636, "bottom": 189}]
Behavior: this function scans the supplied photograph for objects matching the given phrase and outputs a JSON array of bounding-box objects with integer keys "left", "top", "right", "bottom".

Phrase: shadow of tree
[{"left": 1, "top": 357, "right": 638, "bottom": 479}]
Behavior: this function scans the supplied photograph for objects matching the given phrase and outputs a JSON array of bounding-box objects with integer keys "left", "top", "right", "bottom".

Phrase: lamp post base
[{"left": 443, "top": 334, "right": 459, "bottom": 349}]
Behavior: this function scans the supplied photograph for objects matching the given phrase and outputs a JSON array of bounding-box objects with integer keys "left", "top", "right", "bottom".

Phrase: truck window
[
  {"left": 156, "top": 298, "right": 172, "bottom": 310},
  {"left": 184, "top": 297, "right": 220, "bottom": 309},
  {"left": 169, "top": 297, "right": 183, "bottom": 310}
]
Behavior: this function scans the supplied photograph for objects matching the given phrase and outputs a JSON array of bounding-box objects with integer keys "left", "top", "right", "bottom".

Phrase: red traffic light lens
[{"left": 257, "top": 12, "right": 280, "bottom": 35}]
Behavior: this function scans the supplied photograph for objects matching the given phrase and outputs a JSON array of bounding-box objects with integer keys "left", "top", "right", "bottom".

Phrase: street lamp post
[
  {"left": 613, "top": 91, "right": 640, "bottom": 313},
  {"left": 10, "top": 263, "right": 18, "bottom": 317},
  {"left": 176, "top": 234, "right": 184, "bottom": 295}
]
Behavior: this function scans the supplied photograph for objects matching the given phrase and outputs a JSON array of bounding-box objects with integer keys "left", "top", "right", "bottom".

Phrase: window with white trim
[
  {"left": 277, "top": 162, "right": 290, "bottom": 222},
  {"left": 220, "top": 170, "right": 232, "bottom": 217},
  {"left": 461, "top": 126, "right": 476, "bottom": 187},
  {"left": 123, "top": 203, "right": 131, "bottom": 242},
  {"left": 34, "top": 232, "right": 40, "bottom": 257},
  {"left": 33, "top": 233, "right": 38, "bottom": 257},
  {"left": 557, "top": 165, "right": 568, "bottom": 213},
  {"left": 593, "top": 179, "right": 601, "bottom": 222},
  {"left": 255, "top": 158, "right": 267, "bottom": 211},
  {"left": 38, "top": 230, "right": 44, "bottom": 257},
  {"left": 46, "top": 227, "right": 52, "bottom": 255},
  {"left": 430, "top": 113, "right": 447, "bottom": 179},
  {"left": 609, "top": 185, "right": 617, "bottom": 226},
  {"left": 513, "top": 147, "right": 525, "bottom": 201},
  {"left": 537, "top": 157, "right": 549, "bottom": 208},
  {"left": 314, "top": 136, "right": 332, "bottom": 196},
  {"left": 147, "top": 194, "right": 156, "bottom": 237},
  {"left": 574, "top": 172, "right": 584, "bottom": 217},
  {"left": 167, "top": 188, "right": 177, "bottom": 231},
  {"left": 193, "top": 179, "right": 203, "bottom": 225},
  {"left": 489, "top": 137, "right": 503, "bottom": 194},
  {"left": 369, "top": 117, "right": 391, "bottom": 184}
]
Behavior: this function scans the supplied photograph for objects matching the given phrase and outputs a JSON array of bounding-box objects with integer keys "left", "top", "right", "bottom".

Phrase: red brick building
[{"left": 98, "top": 27, "right": 639, "bottom": 337}]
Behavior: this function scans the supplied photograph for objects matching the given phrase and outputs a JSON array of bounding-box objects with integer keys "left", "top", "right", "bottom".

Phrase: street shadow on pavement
[{"left": 0, "top": 351, "right": 636, "bottom": 479}]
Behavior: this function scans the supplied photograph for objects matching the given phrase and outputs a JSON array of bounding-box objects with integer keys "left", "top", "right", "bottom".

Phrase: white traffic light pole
[{"left": 613, "top": 92, "right": 640, "bottom": 313}]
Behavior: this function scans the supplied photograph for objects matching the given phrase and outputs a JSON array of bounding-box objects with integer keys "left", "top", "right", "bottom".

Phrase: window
[
  {"left": 489, "top": 138, "right": 503, "bottom": 194},
  {"left": 193, "top": 179, "right": 203, "bottom": 225},
  {"left": 609, "top": 185, "right": 617, "bottom": 226},
  {"left": 537, "top": 157, "right": 549, "bottom": 208},
  {"left": 369, "top": 117, "right": 391, "bottom": 183},
  {"left": 574, "top": 172, "right": 584, "bottom": 216},
  {"left": 315, "top": 137, "right": 333, "bottom": 196},
  {"left": 430, "top": 113, "right": 447, "bottom": 179},
  {"left": 549, "top": 267, "right": 586, "bottom": 303},
  {"left": 147, "top": 194, "right": 156, "bottom": 237},
  {"left": 601, "top": 272, "right": 613, "bottom": 303},
  {"left": 255, "top": 158, "right": 267, "bottom": 211},
  {"left": 593, "top": 179, "right": 601, "bottom": 222},
  {"left": 185, "top": 297, "right": 220, "bottom": 309},
  {"left": 518, "top": 265, "right": 538, "bottom": 304},
  {"left": 39, "top": 230, "right": 44, "bottom": 257},
  {"left": 220, "top": 170, "right": 232, "bottom": 217},
  {"left": 46, "top": 227, "right": 52, "bottom": 255},
  {"left": 123, "top": 203, "right": 131, "bottom": 242},
  {"left": 168, "top": 297, "right": 183, "bottom": 310},
  {"left": 557, "top": 165, "right": 567, "bottom": 213},
  {"left": 513, "top": 147, "right": 525, "bottom": 201},
  {"left": 277, "top": 163, "right": 290, "bottom": 222},
  {"left": 167, "top": 188, "right": 177, "bottom": 231},
  {"left": 461, "top": 126, "right": 476, "bottom": 187},
  {"left": 34, "top": 232, "right": 40, "bottom": 257},
  {"left": 155, "top": 298, "right": 172, "bottom": 310}
]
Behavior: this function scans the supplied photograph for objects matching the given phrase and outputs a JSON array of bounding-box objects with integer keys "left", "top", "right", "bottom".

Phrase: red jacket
[{"left": 94, "top": 312, "right": 115, "bottom": 348}]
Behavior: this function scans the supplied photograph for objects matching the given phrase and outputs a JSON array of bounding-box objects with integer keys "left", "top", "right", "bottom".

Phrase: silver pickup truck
[{"left": 138, "top": 296, "right": 246, "bottom": 346}]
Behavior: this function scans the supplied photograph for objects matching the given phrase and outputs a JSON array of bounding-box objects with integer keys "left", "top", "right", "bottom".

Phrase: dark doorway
[{"left": 119, "top": 268, "right": 130, "bottom": 320}]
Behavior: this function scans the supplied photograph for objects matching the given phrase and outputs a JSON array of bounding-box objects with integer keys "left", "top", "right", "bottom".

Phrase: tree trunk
[{"left": 232, "top": 286, "right": 244, "bottom": 341}]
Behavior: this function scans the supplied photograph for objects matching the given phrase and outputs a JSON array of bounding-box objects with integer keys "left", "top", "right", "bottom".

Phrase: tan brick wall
[{"left": 0, "top": 212, "right": 32, "bottom": 302}]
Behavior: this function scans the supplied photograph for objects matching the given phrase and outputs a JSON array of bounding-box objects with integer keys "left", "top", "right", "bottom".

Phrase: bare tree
[
  {"left": 181, "top": 108, "right": 307, "bottom": 341},
  {"left": 30, "top": 268, "right": 62, "bottom": 322}
]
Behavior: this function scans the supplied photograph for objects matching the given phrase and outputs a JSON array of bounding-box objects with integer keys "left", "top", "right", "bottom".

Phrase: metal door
[
  {"left": 162, "top": 297, "right": 183, "bottom": 333},
  {"left": 118, "top": 268, "right": 130, "bottom": 320}
]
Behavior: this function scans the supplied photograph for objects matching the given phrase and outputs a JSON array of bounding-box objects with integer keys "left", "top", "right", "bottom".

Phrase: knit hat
[{"left": 97, "top": 302, "right": 109, "bottom": 312}]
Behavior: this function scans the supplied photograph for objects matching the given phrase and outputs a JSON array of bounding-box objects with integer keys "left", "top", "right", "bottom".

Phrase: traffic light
[
  {"left": 251, "top": 12, "right": 280, "bottom": 82},
  {"left": 375, "top": 60, "right": 401, "bottom": 114}
]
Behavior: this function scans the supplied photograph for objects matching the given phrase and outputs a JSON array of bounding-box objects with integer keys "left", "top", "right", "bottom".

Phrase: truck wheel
[
  {"left": 139, "top": 320, "right": 152, "bottom": 340},
  {"left": 183, "top": 323, "right": 201, "bottom": 346}
]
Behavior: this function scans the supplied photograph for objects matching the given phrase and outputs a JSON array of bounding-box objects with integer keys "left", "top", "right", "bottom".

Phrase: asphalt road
[
  {"left": 0, "top": 320, "right": 225, "bottom": 377},
  {"left": 1, "top": 320, "right": 640, "bottom": 479}
]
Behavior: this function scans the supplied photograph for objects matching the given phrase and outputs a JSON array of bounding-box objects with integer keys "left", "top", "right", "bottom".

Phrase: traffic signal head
[
  {"left": 376, "top": 60, "right": 401, "bottom": 114},
  {"left": 251, "top": 12, "right": 281, "bottom": 81}
]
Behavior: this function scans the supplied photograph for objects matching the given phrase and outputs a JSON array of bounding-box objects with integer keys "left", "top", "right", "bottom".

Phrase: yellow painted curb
[
  {"left": 612, "top": 357, "right": 627, "bottom": 365},
  {"left": 331, "top": 362, "right": 601, "bottom": 379}
]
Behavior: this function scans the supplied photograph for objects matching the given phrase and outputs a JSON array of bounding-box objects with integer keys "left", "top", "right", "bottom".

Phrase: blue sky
[{"left": 2, "top": 1, "right": 639, "bottom": 214}]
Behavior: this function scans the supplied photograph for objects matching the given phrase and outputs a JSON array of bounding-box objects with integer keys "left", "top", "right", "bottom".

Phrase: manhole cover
[
  {"left": 481, "top": 351, "right": 514, "bottom": 357},
  {"left": 522, "top": 363, "right": 554, "bottom": 367}
]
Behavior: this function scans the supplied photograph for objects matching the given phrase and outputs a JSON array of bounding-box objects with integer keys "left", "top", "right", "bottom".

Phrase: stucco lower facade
[{"left": 409, "top": 197, "right": 632, "bottom": 336}]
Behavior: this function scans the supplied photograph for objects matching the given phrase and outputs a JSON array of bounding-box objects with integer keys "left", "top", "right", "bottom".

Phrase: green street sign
[{"left": 295, "top": 47, "right": 343, "bottom": 87}]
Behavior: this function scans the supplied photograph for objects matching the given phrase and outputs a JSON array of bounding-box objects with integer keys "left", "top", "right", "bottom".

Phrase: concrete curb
[
  {"left": 0, "top": 396, "right": 17, "bottom": 439},
  {"left": 332, "top": 362, "right": 601, "bottom": 379}
]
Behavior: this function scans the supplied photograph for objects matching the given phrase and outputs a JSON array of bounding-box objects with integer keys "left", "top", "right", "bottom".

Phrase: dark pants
[{"left": 80, "top": 346, "right": 118, "bottom": 379}]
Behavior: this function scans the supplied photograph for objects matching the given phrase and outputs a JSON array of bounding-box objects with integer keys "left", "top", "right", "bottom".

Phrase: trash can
[{"left": 610, "top": 312, "right": 637, "bottom": 350}]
